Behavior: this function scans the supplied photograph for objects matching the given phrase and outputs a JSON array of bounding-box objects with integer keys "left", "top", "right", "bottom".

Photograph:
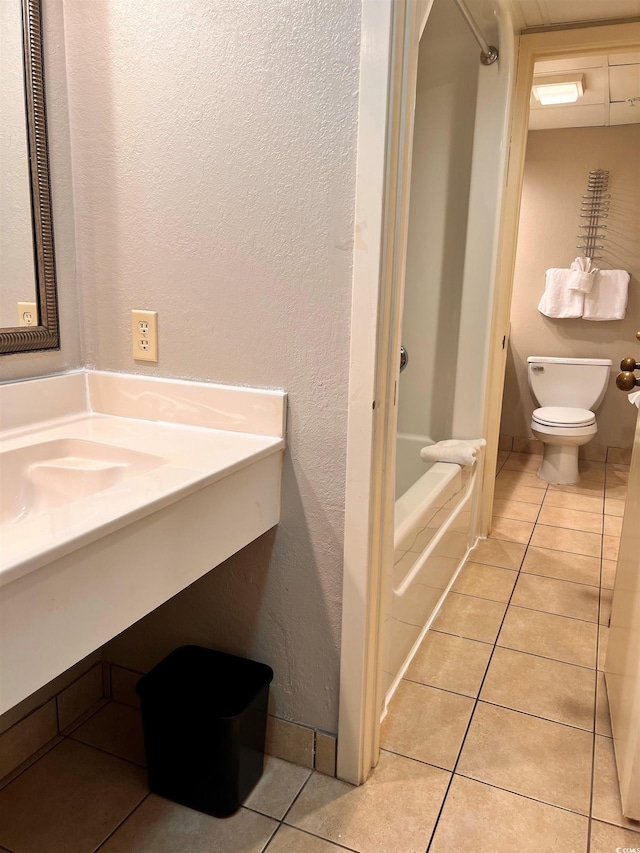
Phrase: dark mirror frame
[{"left": 1, "top": 0, "right": 59, "bottom": 355}]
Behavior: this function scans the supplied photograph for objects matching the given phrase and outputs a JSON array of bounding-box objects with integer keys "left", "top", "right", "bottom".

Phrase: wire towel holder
[{"left": 577, "top": 169, "right": 609, "bottom": 261}]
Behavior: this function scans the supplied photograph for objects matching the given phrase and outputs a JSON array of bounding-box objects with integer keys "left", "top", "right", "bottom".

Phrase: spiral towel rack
[{"left": 577, "top": 169, "right": 610, "bottom": 261}]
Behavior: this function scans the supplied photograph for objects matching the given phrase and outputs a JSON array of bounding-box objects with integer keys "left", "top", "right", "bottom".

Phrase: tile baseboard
[
  {"left": 107, "top": 662, "right": 338, "bottom": 777},
  {"left": 499, "top": 434, "right": 630, "bottom": 464}
]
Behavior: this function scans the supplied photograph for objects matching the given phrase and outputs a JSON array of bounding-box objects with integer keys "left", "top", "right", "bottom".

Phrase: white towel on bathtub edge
[
  {"left": 583, "top": 269, "right": 630, "bottom": 320},
  {"left": 538, "top": 268, "right": 584, "bottom": 318},
  {"left": 420, "top": 438, "right": 486, "bottom": 467}
]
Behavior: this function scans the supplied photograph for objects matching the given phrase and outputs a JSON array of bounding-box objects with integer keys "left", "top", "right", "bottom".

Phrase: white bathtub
[{"left": 383, "top": 436, "right": 481, "bottom": 713}]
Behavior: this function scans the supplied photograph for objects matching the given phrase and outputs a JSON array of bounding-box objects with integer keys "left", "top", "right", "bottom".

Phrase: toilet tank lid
[{"left": 527, "top": 356, "right": 612, "bottom": 366}]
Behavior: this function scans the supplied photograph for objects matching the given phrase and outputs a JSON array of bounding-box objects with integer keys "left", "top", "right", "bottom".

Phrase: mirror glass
[
  {"left": 0, "top": 0, "right": 59, "bottom": 354},
  {"left": 1, "top": 0, "right": 38, "bottom": 329}
]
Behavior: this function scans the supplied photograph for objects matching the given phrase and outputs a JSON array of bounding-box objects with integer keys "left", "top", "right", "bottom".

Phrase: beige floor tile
[
  {"left": 493, "top": 482, "right": 546, "bottom": 505},
  {"left": 100, "top": 794, "right": 277, "bottom": 852},
  {"left": 0, "top": 740, "right": 147, "bottom": 853},
  {"left": 603, "top": 535, "right": 620, "bottom": 561},
  {"left": 266, "top": 825, "right": 348, "bottom": 852},
  {"left": 543, "top": 490, "right": 603, "bottom": 514},
  {"left": 600, "top": 588, "right": 613, "bottom": 627},
  {"left": 529, "top": 525, "right": 601, "bottom": 558},
  {"left": 503, "top": 453, "right": 543, "bottom": 473},
  {"left": 497, "top": 606, "right": 597, "bottom": 669},
  {"left": 381, "top": 680, "right": 473, "bottom": 770},
  {"left": 452, "top": 562, "right": 517, "bottom": 604},
  {"left": 602, "top": 559, "right": 617, "bottom": 590},
  {"left": 511, "top": 574, "right": 599, "bottom": 622},
  {"left": 592, "top": 736, "right": 640, "bottom": 835},
  {"left": 606, "top": 469, "right": 629, "bottom": 486},
  {"left": 521, "top": 546, "right": 601, "bottom": 587},
  {"left": 405, "top": 631, "right": 492, "bottom": 698},
  {"left": 429, "top": 774, "right": 588, "bottom": 853},
  {"left": 480, "top": 647, "right": 595, "bottom": 730},
  {"left": 549, "top": 480, "right": 604, "bottom": 496},
  {"left": 536, "top": 505, "right": 603, "bottom": 534},
  {"left": 432, "top": 593, "right": 507, "bottom": 644},
  {"left": 604, "top": 515, "right": 623, "bottom": 537},
  {"left": 488, "top": 517, "right": 534, "bottom": 544},
  {"left": 491, "top": 498, "right": 540, "bottom": 523},
  {"left": 71, "top": 701, "right": 146, "bottom": 766},
  {"left": 598, "top": 625, "right": 609, "bottom": 671},
  {"left": 596, "top": 672, "right": 612, "bottom": 737},
  {"left": 495, "top": 470, "right": 545, "bottom": 491},
  {"left": 470, "top": 539, "right": 527, "bottom": 570},
  {"left": 605, "top": 498, "right": 626, "bottom": 517},
  {"left": 457, "top": 702, "right": 592, "bottom": 814},
  {"left": 244, "top": 756, "right": 311, "bottom": 820},
  {"left": 285, "top": 750, "right": 450, "bottom": 853},
  {"left": 591, "top": 820, "right": 640, "bottom": 852},
  {"left": 606, "top": 484, "right": 628, "bottom": 500},
  {"left": 577, "top": 460, "right": 606, "bottom": 483}
]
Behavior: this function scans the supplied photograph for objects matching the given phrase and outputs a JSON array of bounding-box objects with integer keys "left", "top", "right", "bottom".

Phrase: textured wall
[
  {"left": 501, "top": 125, "right": 640, "bottom": 448},
  {"left": 0, "top": 0, "right": 82, "bottom": 380},
  {"left": 62, "top": 0, "right": 361, "bottom": 732}
]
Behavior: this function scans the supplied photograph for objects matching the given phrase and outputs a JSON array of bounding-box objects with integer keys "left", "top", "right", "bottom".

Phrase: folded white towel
[
  {"left": 583, "top": 269, "right": 630, "bottom": 321},
  {"left": 420, "top": 438, "right": 486, "bottom": 467},
  {"left": 567, "top": 257, "right": 598, "bottom": 294},
  {"left": 629, "top": 390, "right": 640, "bottom": 409},
  {"left": 538, "top": 269, "right": 584, "bottom": 318}
]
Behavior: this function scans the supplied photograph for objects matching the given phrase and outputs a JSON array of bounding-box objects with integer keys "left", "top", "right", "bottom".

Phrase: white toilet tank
[{"left": 527, "top": 356, "right": 612, "bottom": 410}]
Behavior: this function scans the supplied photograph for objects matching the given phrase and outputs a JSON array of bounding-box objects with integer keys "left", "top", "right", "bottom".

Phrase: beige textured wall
[{"left": 501, "top": 125, "right": 640, "bottom": 449}]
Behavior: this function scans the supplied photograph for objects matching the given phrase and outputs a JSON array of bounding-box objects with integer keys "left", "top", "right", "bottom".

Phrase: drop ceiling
[
  {"left": 509, "top": 0, "right": 640, "bottom": 31},
  {"left": 529, "top": 53, "right": 640, "bottom": 129}
]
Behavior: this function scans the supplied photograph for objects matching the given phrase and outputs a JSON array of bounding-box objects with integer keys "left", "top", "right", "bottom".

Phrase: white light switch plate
[{"left": 132, "top": 309, "right": 158, "bottom": 362}]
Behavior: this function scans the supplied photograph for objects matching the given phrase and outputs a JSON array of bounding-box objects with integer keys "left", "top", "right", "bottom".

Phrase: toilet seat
[{"left": 532, "top": 406, "right": 596, "bottom": 428}]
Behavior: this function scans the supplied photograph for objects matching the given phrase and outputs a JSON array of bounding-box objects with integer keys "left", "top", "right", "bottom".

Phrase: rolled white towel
[
  {"left": 567, "top": 257, "right": 598, "bottom": 294},
  {"left": 629, "top": 390, "right": 640, "bottom": 409},
  {"left": 420, "top": 438, "right": 486, "bottom": 467}
]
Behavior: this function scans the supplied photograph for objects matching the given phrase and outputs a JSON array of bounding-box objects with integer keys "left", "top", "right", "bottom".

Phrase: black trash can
[{"left": 136, "top": 645, "right": 273, "bottom": 818}]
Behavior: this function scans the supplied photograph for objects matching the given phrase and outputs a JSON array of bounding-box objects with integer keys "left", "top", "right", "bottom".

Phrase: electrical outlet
[
  {"left": 18, "top": 301, "right": 38, "bottom": 327},
  {"left": 131, "top": 309, "right": 158, "bottom": 362}
]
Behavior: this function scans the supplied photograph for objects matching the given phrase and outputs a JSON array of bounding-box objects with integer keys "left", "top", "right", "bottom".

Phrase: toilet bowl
[{"left": 527, "top": 357, "right": 612, "bottom": 484}]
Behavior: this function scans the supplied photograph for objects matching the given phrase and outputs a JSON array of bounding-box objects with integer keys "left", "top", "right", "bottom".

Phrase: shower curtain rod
[{"left": 451, "top": 0, "right": 499, "bottom": 65}]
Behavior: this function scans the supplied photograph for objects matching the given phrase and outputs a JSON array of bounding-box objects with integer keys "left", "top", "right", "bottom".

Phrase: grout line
[
  {"left": 92, "top": 791, "right": 151, "bottom": 852},
  {"left": 274, "top": 824, "right": 360, "bottom": 852},
  {"left": 66, "top": 735, "right": 146, "bottom": 770},
  {"left": 280, "top": 765, "right": 317, "bottom": 825}
]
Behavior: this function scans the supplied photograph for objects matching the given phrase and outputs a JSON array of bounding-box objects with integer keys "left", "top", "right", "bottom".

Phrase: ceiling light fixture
[{"left": 532, "top": 73, "right": 585, "bottom": 106}]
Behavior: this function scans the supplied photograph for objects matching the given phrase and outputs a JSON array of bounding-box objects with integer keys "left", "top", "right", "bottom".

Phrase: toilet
[{"left": 527, "top": 356, "right": 612, "bottom": 484}]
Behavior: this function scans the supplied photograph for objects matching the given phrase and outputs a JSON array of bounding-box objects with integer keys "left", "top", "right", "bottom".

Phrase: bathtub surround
[{"left": 501, "top": 124, "right": 640, "bottom": 449}]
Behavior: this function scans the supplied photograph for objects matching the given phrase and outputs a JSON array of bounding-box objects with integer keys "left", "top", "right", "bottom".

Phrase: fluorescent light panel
[{"left": 532, "top": 73, "right": 585, "bottom": 106}]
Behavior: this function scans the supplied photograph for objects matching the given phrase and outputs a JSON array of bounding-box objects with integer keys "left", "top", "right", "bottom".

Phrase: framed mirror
[{"left": 0, "top": 0, "right": 59, "bottom": 355}]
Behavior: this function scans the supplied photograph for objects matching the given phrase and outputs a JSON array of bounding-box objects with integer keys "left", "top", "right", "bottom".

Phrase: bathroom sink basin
[{"left": 1, "top": 438, "right": 163, "bottom": 524}]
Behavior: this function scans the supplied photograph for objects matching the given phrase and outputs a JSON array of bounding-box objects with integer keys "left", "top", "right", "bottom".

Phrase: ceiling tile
[
  {"left": 609, "top": 63, "right": 640, "bottom": 100},
  {"left": 528, "top": 103, "right": 607, "bottom": 130},
  {"left": 609, "top": 52, "right": 640, "bottom": 65},
  {"left": 513, "top": 0, "right": 640, "bottom": 28},
  {"left": 610, "top": 100, "right": 640, "bottom": 123},
  {"left": 534, "top": 56, "right": 607, "bottom": 73}
]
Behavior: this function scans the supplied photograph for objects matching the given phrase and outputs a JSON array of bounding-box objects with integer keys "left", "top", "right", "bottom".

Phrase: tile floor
[{"left": 0, "top": 450, "right": 636, "bottom": 852}]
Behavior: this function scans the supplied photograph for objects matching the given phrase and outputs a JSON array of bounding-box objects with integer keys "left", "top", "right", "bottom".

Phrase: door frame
[
  {"left": 480, "top": 19, "right": 640, "bottom": 532},
  {"left": 338, "top": 9, "right": 640, "bottom": 786}
]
